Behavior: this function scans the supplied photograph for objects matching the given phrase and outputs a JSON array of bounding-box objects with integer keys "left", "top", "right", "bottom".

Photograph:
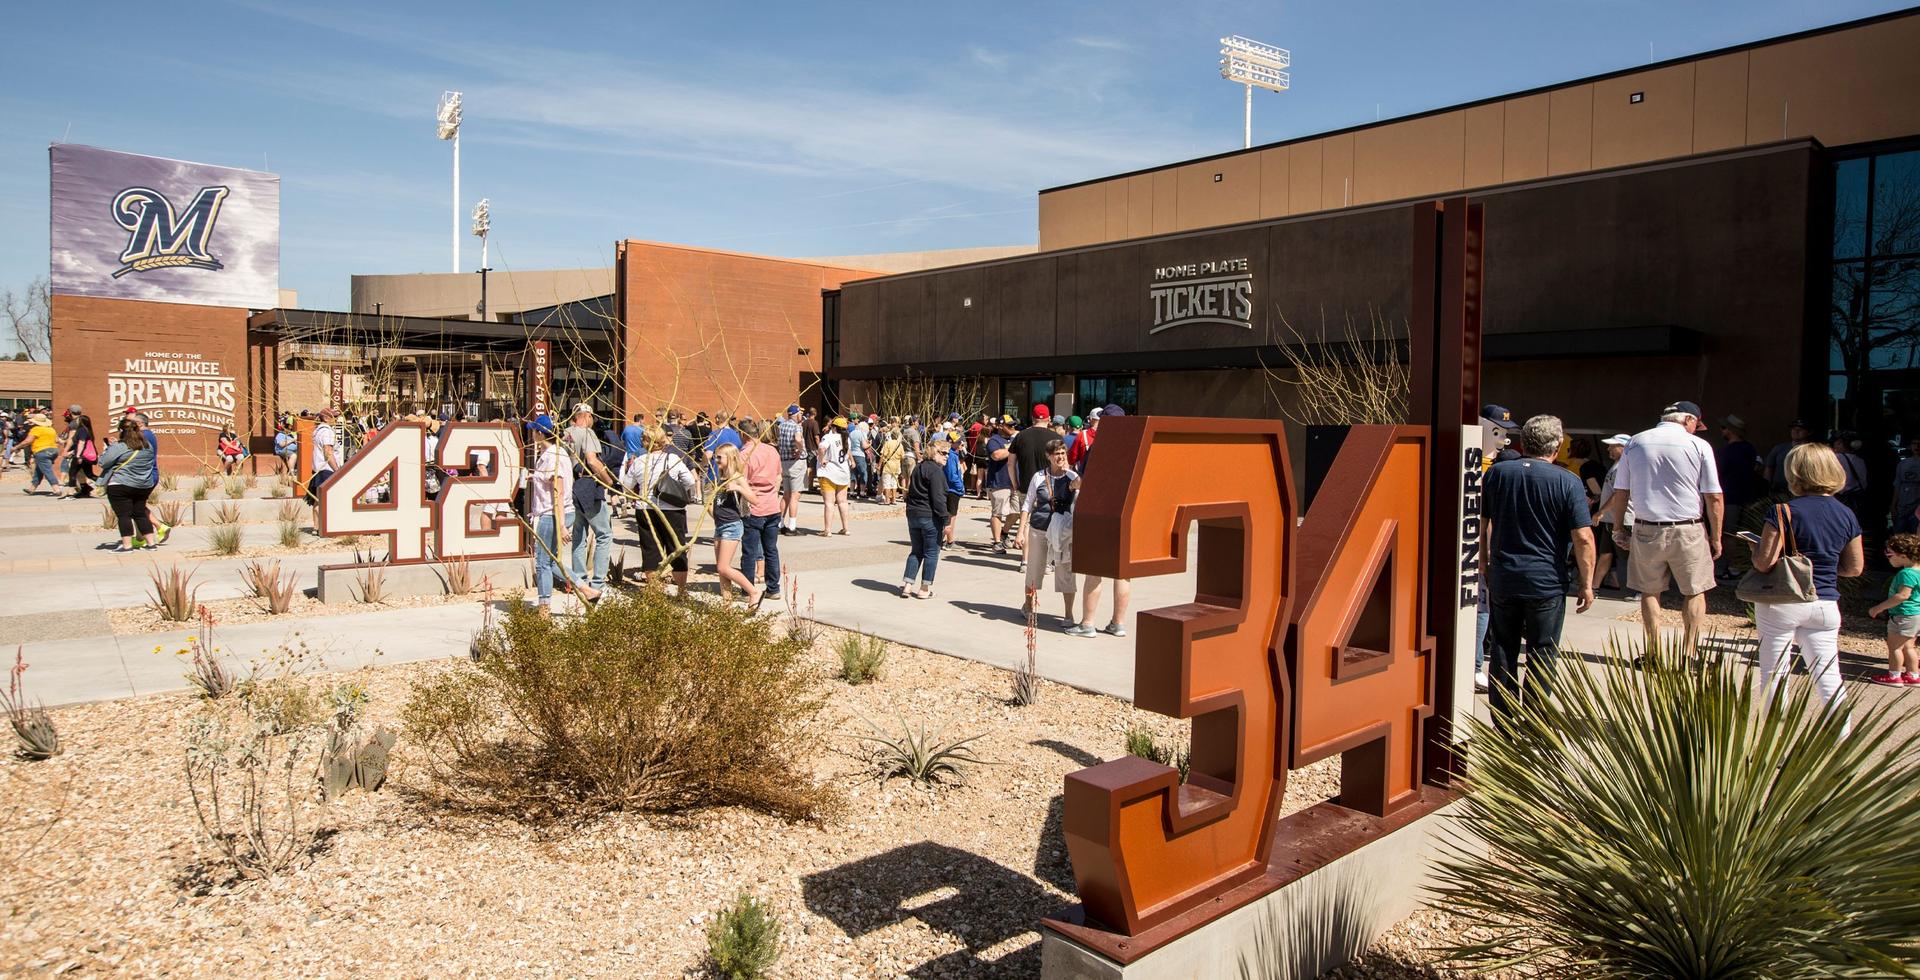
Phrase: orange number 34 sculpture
[{"left": 1063, "top": 417, "right": 1435, "bottom": 937}]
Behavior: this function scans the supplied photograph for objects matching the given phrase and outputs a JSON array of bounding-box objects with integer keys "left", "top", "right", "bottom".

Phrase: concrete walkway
[{"left": 4, "top": 469, "right": 1912, "bottom": 732}]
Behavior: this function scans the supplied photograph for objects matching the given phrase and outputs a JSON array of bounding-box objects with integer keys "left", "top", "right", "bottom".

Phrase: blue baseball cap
[{"left": 526, "top": 414, "right": 556, "bottom": 436}]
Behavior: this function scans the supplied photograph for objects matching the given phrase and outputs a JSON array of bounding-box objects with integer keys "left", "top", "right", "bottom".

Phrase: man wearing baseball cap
[{"left": 1602, "top": 399, "right": 1723, "bottom": 651}]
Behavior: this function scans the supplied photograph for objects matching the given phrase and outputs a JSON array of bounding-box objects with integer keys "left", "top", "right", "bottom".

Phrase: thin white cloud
[
  {"left": 220, "top": 2, "right": 1200, "bottom": 194},
  {"left": 971, "top": 46, "right": 1011, "bottom": 70},
  {"left": 1072, "top": 36, "right": 1132, "bottom": 52}
]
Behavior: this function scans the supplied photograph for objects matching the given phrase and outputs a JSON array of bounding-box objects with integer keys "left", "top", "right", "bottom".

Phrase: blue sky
[{"left": 0, "top": 0, "right": 1908, "bottom": 322}]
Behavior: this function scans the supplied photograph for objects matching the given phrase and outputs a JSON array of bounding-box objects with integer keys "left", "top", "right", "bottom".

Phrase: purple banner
[{"left": 50, "top": 144, "right": 279, "bottom": 309}]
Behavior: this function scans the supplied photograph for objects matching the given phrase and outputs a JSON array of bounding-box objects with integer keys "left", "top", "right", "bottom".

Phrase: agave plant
[
  {"left": 856, "top": 715, "right": 987, "bottom": 786},
  {"left": 1435, "top": 635, "right": 1920, "bottom": 978}
]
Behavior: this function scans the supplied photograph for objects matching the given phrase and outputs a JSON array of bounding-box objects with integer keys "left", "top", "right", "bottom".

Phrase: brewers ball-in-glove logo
[{"left": 110, "top": 184, "right": 230, "bottom": 278}]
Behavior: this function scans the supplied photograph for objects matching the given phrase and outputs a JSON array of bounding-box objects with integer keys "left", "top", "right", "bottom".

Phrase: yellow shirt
[{"left": 28, "top": 425, "right": 56, "bottom": 454}]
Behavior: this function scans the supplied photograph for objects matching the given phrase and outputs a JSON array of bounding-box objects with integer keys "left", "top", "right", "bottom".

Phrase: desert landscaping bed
[{"left": 0, "top": 624, "right": 1486, "bottom": 978}]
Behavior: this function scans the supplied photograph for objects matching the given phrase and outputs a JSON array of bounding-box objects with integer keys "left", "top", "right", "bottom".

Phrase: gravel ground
[{"left": 1, "top": 627, "right": 1481, "bottom": 978}]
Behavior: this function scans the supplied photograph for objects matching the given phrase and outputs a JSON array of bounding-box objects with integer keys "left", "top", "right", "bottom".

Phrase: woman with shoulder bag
[
  {"left": 1743, "top": 442, "right": 1862, "bottom": 729},
  {"left": 619, "top": 425, "right": 698, "bottom": 591},
  {"left": 97, "top": 417, "right": 159, "bottom": 551}
]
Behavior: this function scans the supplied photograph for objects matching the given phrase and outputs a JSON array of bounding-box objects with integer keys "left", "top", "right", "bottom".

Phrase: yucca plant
[
  {"left": 153, "top": 498, "right": 188, "bottom": 527},
  {"left": 1435, "top": 634, "right": 1920, "bottom": 978},
  {"left": 159, "top": 473, "right": 178, "bottom": 492},
  {"left": 208, "top": 524, "right": 243, "bottom": 556},
  {"left": 835, "top": 631, "right": 886, "bottom": 684},
  {"left": 856, "top": 716, "right": 987, "bottom": 785},
  {"left": 276, "top": 499, "right": 306, "bottom": 525},
  {"left": 4, "top": 648, "right": 60, "bottom": 760},
  {"left": 148, "top": 564, "right": 199, "bottom": 622},
  {"left": 210, "top": 501, "right": 242, "bottom": 525},
  {"left": 706, "top": 892, "right": 781, "bottom": 979}
]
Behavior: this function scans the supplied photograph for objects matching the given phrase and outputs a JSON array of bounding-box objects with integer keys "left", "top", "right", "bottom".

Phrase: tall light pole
[
  {"left": 436, "top": 91, "right": 463, "bottom": 274},
  {"left": 1219, "top": 36, "right": 1289, "bottom": 149},
  {"left": 471, "top": 198, "right": 491, "bottom": 322}
]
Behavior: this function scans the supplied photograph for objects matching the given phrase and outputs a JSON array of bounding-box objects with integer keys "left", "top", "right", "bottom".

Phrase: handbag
[
  {"left": 1736, "top": 503, "right": 1817, "bottom": 604},
  {"left": 80, "top": 439, "right": 97, "bottom": 463},
  {"left": 648, "top": 454, "right": 692, "bottom": 508}
]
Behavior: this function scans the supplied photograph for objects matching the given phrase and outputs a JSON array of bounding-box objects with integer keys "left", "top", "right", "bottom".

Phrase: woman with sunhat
[{"left": 817, "top": 415, "right": 852, "bottom": 536}]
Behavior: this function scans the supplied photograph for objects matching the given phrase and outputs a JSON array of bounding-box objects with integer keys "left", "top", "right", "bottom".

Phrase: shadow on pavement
[
  {"left": 949, "top": 600, "right": 1028, "bottom": 627},
  {"left": 800, "top": 841, "right": 1062, "bottom": 978}
]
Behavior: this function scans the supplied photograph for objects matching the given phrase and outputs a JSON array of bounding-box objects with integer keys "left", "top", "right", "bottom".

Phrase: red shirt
[{"left": 1069, "top": 427, "right": 1094, "bottom": 468}]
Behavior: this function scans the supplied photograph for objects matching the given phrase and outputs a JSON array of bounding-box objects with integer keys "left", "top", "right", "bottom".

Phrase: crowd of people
[
  {"left": 0, "top": 404, "right": 171, "bottom": 551},
  {"left": 502, "top": 400, "right": 1135, "bottom": 635},
  {"left": 1479, "top": 396, "right": 1916, "bottom": 738},
  {"left": 8, "top": 390, "right": 1912, "bottom": 719}
]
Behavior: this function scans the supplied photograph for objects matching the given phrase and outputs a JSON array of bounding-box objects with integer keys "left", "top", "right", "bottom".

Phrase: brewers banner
[{"left": 50, "top": 144, "right": 279, "bottom": 309}]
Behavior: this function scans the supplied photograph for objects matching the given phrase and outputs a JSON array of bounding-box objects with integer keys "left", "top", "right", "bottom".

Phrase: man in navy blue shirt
[{"left": 1481, "top": 414, "right": 1595, "bottom": 720}]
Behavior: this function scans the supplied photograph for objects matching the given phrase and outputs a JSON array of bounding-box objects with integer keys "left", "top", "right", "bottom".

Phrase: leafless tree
[
  {"left": 1258, "top": 309, "right": 1410, "bottom": 425},
  {"left": 0, "top": 277, "right": 51, "bottom": 361}
]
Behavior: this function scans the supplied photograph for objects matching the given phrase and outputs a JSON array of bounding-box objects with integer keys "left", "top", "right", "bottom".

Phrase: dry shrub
[
  {"left": 278, "top": 519, "right": 302, "bottom": 549},
  {"left": 276, "top": 499, "right": 306, "bottom": 524},
  {"left": 241, "top": 559, "right": 300, "bottom": 614},
  {"left": 184, "top": 672, "right": 388, "bottom": 881},
  {"left": 98, "top": 503, "right": 117, "bottom": 530},
  {"left": 223, "top": 476, "right": 246, "bottom": 498},
  {"left": 403, "top": 588, "right": 832, "bottom": 819},
  {"left": 159, "top": 473, "right": 178, "bottom": 492},
  {"left": 153, "top": 499, "right": 188, "bottom": 527},
  {"left": 210, "top": 501, "right": 242, "bottom": 525},
  {"left": 191, "top": 480, "right": 208, "bottom": 501}
]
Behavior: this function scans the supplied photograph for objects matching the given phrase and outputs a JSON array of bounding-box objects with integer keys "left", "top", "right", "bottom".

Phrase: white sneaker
[{"left": 1473, "top": 669, "right": 1488, "bottom": 692}]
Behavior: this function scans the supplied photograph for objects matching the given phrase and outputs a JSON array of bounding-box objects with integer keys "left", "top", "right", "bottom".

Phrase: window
[
  {"left": 1001, "top": 378, "right": 1054, "bottom": 421},
  {"left": 1828, "top": 147, "right": 1920, "bottom": 439},
  {"left": 1076, "top": 375, "right": 1138, "bottom": 416}
]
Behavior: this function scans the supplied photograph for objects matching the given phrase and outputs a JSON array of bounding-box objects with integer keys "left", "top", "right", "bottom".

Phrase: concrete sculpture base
[
  {"left": 1041, "top": 794, "right": 1477, "bottom": 980},
  {"left": 315, "top": 558, "right": 531, "bottom": 604}
]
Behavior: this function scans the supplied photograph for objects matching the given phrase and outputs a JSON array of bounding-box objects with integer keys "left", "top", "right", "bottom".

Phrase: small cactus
[{"left": 321, "top": 727, "right": 396, "bottom": 800}]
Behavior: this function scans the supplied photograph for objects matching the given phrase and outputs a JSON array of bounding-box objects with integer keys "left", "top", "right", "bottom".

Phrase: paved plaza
[{"left": 3, "top": 469, "right": 1910, "bottom": 737}]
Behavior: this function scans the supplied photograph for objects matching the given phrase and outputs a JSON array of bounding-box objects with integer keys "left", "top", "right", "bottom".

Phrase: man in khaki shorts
[
  {"left": 985, "top": 417, "right": 1019, "bottom": 553},
  {"left": 1602, "top": 399, "right": 1724, "bottom": 652}
]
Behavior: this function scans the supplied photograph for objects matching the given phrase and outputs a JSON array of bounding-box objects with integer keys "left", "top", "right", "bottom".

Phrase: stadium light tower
[
  {"left": 1219, "top": 36, "right": 1289, "bottom": 149},
  {"left": 436, "top": 91, "right": 463, "bottom": 273},
  {"left": 471, "top": 198, "right": 491, "bottom": 322}
]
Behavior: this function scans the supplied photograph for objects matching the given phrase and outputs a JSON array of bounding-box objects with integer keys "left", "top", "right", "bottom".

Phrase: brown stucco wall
[
  {"left": 1038, "top": 9, "right": 1918, "bottom": 250},
  {"left": 836, "top": 141, "right": 1817, "bottom": 449},
  {"left": 614, "top": 242, "right": 879, "bottom": 420},
  {"left": 51, "top": 294, "right": 250, "bottom": 467}
]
